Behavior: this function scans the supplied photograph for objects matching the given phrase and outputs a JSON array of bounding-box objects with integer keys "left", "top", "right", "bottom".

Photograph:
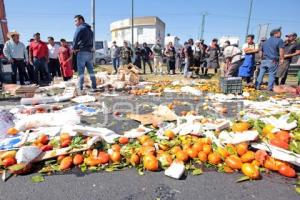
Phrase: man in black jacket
[
  {"left": 141, "top": 42, "right": 153, "bottom": 74},
  {"left": 73, "top": 15, "right": 96, "bottom": 91}
]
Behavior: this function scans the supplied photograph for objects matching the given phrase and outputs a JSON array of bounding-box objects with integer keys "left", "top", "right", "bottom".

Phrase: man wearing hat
[
  {"left": 3, "top": 30, "right": 28, "bottom": 85},
  {"left": 256, "top": 27, "right": 284, "bottom": 91},
  {"left": 275, "top": 33, "right": 300, "bottom": 85},
  {"left": 29, "top": 32, "right": 50, "bottom": 85}
]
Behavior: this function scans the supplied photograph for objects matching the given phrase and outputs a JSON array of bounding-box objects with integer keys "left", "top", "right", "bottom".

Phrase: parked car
[{"left": 95, "top": 52, "right": 111, "bottom": 65}]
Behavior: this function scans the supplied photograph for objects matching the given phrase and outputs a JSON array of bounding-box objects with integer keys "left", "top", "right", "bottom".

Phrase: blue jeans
[
  {"left": 256, "top": 59, "right": 278, "bottom": 90},
  {"left": 33, "top": 57, "right": 50, "bottom": 85},
  {"left": 112, "top": 57, "right": 120, "bottom": 72},
  {"left": 77, "top": 51, "right": 96, "bottom": 90}
]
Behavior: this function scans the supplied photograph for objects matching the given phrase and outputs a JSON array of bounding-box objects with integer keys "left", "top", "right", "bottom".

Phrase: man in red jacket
[{"left": 29, "top": 32, "right": 50, "bottom": 85}]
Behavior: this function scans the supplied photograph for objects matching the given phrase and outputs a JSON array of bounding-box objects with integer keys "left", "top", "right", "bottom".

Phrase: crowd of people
[{"left": 0, "top": 14, "right": 299, "bottom": 92}]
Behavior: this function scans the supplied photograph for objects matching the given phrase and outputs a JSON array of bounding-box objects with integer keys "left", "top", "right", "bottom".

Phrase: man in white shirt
[
  {"left": 223, "top": 41, "right": 242, "bottom": 77},
  {"left": 47, "top": 37, "right": 61, "bottom": 79},
  {"left": 3, "top": 30, "right": 28, "bottom": 85}
]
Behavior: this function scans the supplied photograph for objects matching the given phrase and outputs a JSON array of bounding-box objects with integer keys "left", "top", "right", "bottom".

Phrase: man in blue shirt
[
  {"left": 256, "top": 28, "right": 284, "bottom": 91},
  {"left": 73, "top": 15, "right": 96, "bottom": 92}
]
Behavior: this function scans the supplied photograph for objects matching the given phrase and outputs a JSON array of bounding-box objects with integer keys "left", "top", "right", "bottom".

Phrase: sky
[{"left": 5, "top": 0, "right": 300, "bottom": 45}]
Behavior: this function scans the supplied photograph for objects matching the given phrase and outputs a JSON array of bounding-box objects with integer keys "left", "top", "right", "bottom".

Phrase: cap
[
  {"left": 285, "top": 32, "right": 297, "bottom": 37},
  {"left": 270, "top": 27, "right": 281, "bottom": 35}
]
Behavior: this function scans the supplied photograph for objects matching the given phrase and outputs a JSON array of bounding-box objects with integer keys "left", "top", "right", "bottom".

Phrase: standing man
[
  {"left": 199, "top": 39, "right": 208, "bottom": 75},
  {"left": 275, "top": 33, "right": 300, "bottom": 85},
  {"left": 110, "top": 41, "right": 120, "bottom": 74},
  {"left": 206, "top": 38, "right": 220, "bottom": 74},
  {"left": 29, "top": 33, "right": 50, "bottom": 86},
  {"left": 3, "top": 30, "right": 28, "bottom": 85},
  {"left": 141, "top": 42, "right": 153, "bottom": 74},
  {"left": 133, "top": 42, "right": 142, "bottom": 69},
  {"left": 193, "top": 40, "right": 202, "bottom": 76},
  {"left": 164, "top": 42, "right": 176, "bottom": 74},
  {"left": 152, "top": 40, "right": 164, "bottom": 74},
  {"left": 239, "top": 34, "right": 259, "bottom": 83},
  {"left": 120, "top": 41, "right": 133, "bottom": 66},
  {"left": 256, "top": 28, "right": 284, "bottom": 91},
  {"left": 73, "top": 15, "right": 96, "bottom": 91},
  {"left": 47, "top": 37, "right": 61, "bottom": 79},
  {"left": 183, "top": 39, "right": 194, "bottom": 78},
  {"left": 223, "top": 41, "right": 242, "bottom": 77}
]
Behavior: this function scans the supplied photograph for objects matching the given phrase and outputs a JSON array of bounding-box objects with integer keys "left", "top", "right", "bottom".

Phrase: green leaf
[
  {"left": 192, "top": 168, "right": 203, "bottom": 176},
  {"left": 31, "top": 175, "right": 45, "bottom": 183},
  {"left": 137, "top": 167, "right": 144, "bottom": 176},
  {"left": 295, "top": 187, "right": 300, "bottom": 194},
  {"left": 236, "top": 176, "right": 250, "bottom": 183},
  {"left": 80, "top": 164, "right": 87, "bottom": 173}
]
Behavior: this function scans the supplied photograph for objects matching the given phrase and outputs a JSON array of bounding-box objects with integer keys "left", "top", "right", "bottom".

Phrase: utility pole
[
  {"left": 131, "top": 0, "right": 134, "bottom": 46},
  {"left": 245, "top": 0, "right": 254, "bottom": 42},
  {"left": 200, "top": 12, "right": 207, "bottom": 40},
  {"left": 91, "top": 0, "right": 96, "bottom": 64}
]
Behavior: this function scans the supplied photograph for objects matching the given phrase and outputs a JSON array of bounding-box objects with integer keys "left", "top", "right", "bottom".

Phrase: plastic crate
[{"left": 220, "top": 77, "right": 243, "bottom": 94}]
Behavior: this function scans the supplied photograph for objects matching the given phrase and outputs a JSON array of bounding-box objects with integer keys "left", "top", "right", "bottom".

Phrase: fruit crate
[{"left": 220, "top": 77, "right": 243, "bottom": 94}]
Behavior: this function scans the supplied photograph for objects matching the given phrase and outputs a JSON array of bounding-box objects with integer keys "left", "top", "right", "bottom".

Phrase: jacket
[{"left": 73, "top": 23, "right": 93, "bottom": 52}]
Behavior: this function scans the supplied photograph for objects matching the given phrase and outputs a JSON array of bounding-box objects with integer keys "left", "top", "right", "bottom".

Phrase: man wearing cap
[
  {"left": 47, "top": 37, "right": 61, "bottom": 79},
  {"left": 3, "top": 30, "right": 28, "bottom": 85},
  {"left": 29, "top": 32, "right": 50, "bottom": 85},
  {"left": 275, "top": 33, "right": 300, "bottom": 85},
  {"left": 73, "top": 15, "right": 96, "bottom": 91},
  {"left": 256, "top": 28, "right": 284, "bottom": 91}
]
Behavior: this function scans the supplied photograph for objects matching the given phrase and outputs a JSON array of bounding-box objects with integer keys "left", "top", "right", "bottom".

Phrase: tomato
[
  {"left": 98, "top": 151, "right": 110, "bottom": 164},
  {"left": 208, "top": 152, "right": 222, "bottom": 165},
  {"left": 2, "top": 157, "right": 16, "bottom": 167},
  {"left": 111, "top": 144, "right": 121, "bottom": 152},
  {"left": 57, "top": 155, "right": 65, "bottom": 163},
  {"left": 217, "top": 147, "right": 229, "bottom": 159},
  {"left": 138, "top": 146, "right": 156, "bottom": 156},
  {"left": 275, "top": 131, "right": 290, "bottom": 143},
  {"left": 198, "top": 151, "right": 208, "bottom": 162},
  {"left": 119, "top": 137, "right": 129, "bottom": 144},
  {"left": 40, "top": 144, "right": 53, "bottom": 152},
  {"left": 59, "top": 156, "right": 73, "bottom": 170},
  {"left": 264, "top": 157, "right": 279, "bottom": 171},
  {"left": 231, "top": 122, "right": 250, "bottom": 132},
  {"left": 223, "top": 165, "right": 234, "bottom": 173},
  {"left": 142, "top": 139, "right": 154, "bottom": 147},
  {"left": 143, "top": 154, "right": 159, "bottom": 171},
  {"left": 270, "top": 138, "right": 289, "bottom": 150},
  {"left": 164, "top": 130, "right": 175, "bottom": 140},
  {"left": 278, "top": 164, "right": 296, "bottom": 178},
  {"left": 202, "top": 144, "right": 212, "bottom": 155},
  {"left": 176, "top": 150, "right": 189, "bottom": 162},
  {"left": 236, "top": 142, "right": 248, "bottom": 156},
  {"left": 241, "top": 151, "right": 255, "bottom": 163},
  {"left": 73, "top": 154, "right": 84, "bottom": 166},
  {"left": 110, "top": 151, "right": 121, "bottom": 163},
  {"left": 255, "top": 150, "right": 268, "bottom": 165},
  {"left": 84, "top": 157, "right": 101, "bottom": 166},
  {"left": 241, "top": 163, "right": 260, "bottom": 179},
  {"left": 60, "top": 139, "right": 71, "bottom": 148},
  {"left": 130, "top": 154, "right": 140, "bottom": 166},
  {"left": 60, "top": 133, "right": 71, "bottom": 142},
  {"left": 37, "top": 134, "right": 49, "bottom": 145},
  {"left": 187, "top": 148, "right": 198, "bottom": 159},
  {"left": 225, "top": 155, "right": 242, "bottom": 170}
]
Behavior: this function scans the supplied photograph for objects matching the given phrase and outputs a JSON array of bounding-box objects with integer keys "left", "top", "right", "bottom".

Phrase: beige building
[{"left": 110, "top": 16, "right": 165, "bottom": 46}]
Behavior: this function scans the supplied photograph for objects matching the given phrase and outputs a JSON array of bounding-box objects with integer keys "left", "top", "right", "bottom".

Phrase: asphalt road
[
  {"left": 0, "top": 93, "right": 299, "bottom": 200},
  {"left": 0, "top": 168, "right": 298, "bottom": 200}
]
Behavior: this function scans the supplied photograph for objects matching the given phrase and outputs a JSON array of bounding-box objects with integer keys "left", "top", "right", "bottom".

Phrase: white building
[{"left": 110, "top": 16, "right": 165, "bottom": 47}]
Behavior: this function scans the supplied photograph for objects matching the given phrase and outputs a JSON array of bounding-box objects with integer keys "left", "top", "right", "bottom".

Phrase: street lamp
[{"left": 245, "top": 0, "right": 254, "bottom": 42}]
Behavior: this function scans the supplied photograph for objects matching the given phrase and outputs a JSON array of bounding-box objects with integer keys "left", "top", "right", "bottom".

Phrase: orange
[
  {"left": 186, "top": 148, "right": 198, "bottom": 159},
  {"left": 176, "top": 150, "right": 189, "bottom": 162},
  {"left": 208, "top": 152, "right": 222, "bottom": 165},
  {"left": 202, "top": 144, "right": 212, "bottom": 155},
  {"left": 170, "top": 146, "right": 181, "bottom": 155},
  {"left": 60, "top": 133, "right": 71, "bottom": 142},
  {"left": 98, "top": 151, "right": 110, "bottom": 164},
  {"left": 241, "top": 163, "right": 260, "bottom": 179},
  {"left": 130, "top": 154, "right": 140, "bottom": 166},
  {"left": 164, "top": 130, "right": 175, "bottom": 140},
  {"left": 119, "top": 137, "right": 129, "bottom": 144},
  {"left": 138, "top": 135, "right": 150, "bottom": 144},
  {"left": 223, "top": 165, "right": 234, "bottom": 173},
  {"left": 73, "top": 154, "right": 84, "bottom": 166},
  {"left": 37, "top": 134, "right": 49, "bottom": 145},
  {"left": 225, "top": 155, "right": 242, "bottom": 169},
  {"left": 111, "top": 144, "right": 121, "bottom": 152},
  {"left": 231, "top": 122, "right": 250, "bottom": 132},
  {"left": 7, "top": 127, "right": 19, "bottom": 135},
  {"left": 198, "top": 151, "right": 208, "bottom": 162},
  {"left": 236, "top": 142, "right": 248, "bottom": 156},
  {"left": 57, "top": 155, "right": 66, "bottom": 164},
  {"left": 217, "top": 147, "right": 229, "bottom": 159},
  {"left": 143, "top": 154, "right": 159, "bottom": 171},
  {"left": 59, "top": 156, "right": 73, "bottom": 171},
  {"left": 158, "top": 143, "right": 169, "bottom": 151},
  {"left": 142, "top": 139, "right": 155, "bottom": 147},
  {"left": 158, "top": 153, "right": 173, "bottom": 167},
  {"left": 138, "top": 146, "right": 156, "bottom": 156},
  {"left": 200, "top": 138, "right": 212, "bottom": 145},
  {"left": 241, "top": 150, "right": 255, "bottom": 163},
  {"left": 110, "top": 151, "right": 121, "bottom": 163},
  {"left": 264, "top": 157, "right": 279, "bottom": 171},
  {"left": 84, "top": 157, "right": 101, "bottom": 166},
  {"left": 192, "top": 142, "right": 203, "bottom": 153}
]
